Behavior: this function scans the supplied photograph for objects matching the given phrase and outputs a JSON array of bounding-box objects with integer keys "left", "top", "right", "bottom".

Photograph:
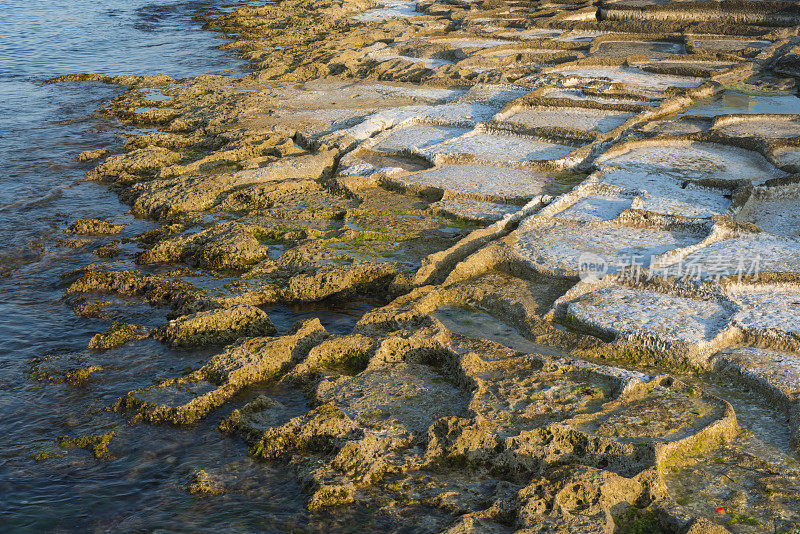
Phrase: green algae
[
  {"left": 320, "top": 348, "right": 369, "bottom": 375},
  {"left": 88, "top": 321, "right": 147, "bottom": 350},
  {"left": 726, "top": 511, "right": 761, "bottom": 526},
  {"left": 613, "top": 507, "right": 664, "bottom": 534},
  {"left": 55, "top": 432, "right": 114, "bottom": 459},
  {"left": 725, "top": 81, "right": 795, "bottom": 96},
  {"left": 64, "top": 365, "right": 103, "bottom": 385}
]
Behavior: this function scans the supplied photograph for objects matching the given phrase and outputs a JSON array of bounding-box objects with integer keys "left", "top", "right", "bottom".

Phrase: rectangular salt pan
[
  {"left": 597, "top": 143, "right": 786, "bottom": 184},
  {"left": 556, "top": 195, "right": 635, "bottom": 222},
  {"left": 352, "top": 0, "right": 419, "bottom": 21},
  {"left": 685, "top": 92, "right": 800, "bottom": 117},
  {"left": 341, "top": 103, "right": 500, "bottom": 142},
  {"left": 600, "top": 168, "right": 731, "bottom": 218},
  {"left": 370, "top": 125, "right": 471, "bottom": 153},
  {"left": 739, "top": 199, "right": 800, "bottom": 238},
  {"left": 557, "top": 66, "right": 703, "bottom": 92},
  {"left": 654, "top": 236, "right": 800, "bottom": 279},
  {"left": 397, "top": 164, "right": 551, "bottom": 200},
  {"left": 422, "top": 132, "right": 575, "bottom": 163},
  {"left": 514, "top": 223, "right": 705, "bottom": 276},
  {"left": 715, "top": 117, "right": 800, "bottom": 138},
  {"left": 727, "top": 286, "right": 800, "bottom": 336},
  {"left": 501, "top": 107, "right": 635, "bottom": 133},
  {"left": 567, "top": 286, "right": 730, "bottom": 345}
]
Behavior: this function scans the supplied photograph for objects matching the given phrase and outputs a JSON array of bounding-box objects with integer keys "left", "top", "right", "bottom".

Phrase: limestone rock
[{"left": 155, "top": 304, "right": 277, "bottom": 347}]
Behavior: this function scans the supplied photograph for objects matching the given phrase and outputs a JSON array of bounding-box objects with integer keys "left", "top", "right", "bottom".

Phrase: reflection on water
[
  {"left": 687, "top": 90, "right": 800, "bottom": 116},
  {"left": 266, "top": 299, "right": 378, "bottom": 335}
]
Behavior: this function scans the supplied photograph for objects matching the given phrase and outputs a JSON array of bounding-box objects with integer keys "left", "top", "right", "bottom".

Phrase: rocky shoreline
[{"left": 41, "top": 0, "right": 800, "bottom": 531}]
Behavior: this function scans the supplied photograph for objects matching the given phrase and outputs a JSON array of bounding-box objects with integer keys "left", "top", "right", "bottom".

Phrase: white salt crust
[{"left": 566, "top": 285, "right": 731, "bottom": 344}]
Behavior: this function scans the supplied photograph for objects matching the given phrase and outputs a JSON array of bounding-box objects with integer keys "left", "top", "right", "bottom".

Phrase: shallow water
[
  {"left": 686, "top": 90, "right": 800, "bottom": 116},
  {"left": 266, "top": 300, "right": 378, "bottom": 335}
]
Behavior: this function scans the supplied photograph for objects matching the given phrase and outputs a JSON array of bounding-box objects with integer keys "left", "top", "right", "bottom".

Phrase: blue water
[
  {"left": 0, "top": 0, "right": 243, "bottom": 257},
  {"left": 0, "top": 1, "right": 380, "bottom": 531},
  {"left": 0, "top": 0, "right": 242, "bottom": 77}
]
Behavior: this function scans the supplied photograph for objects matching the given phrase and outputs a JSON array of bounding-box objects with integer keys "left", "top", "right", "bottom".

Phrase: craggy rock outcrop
[
  {"left": 87, "top": 145, "right": 182, "bottom": 184},
  {"left": 88, "top": 322, "right": 148, "bottom": 350},
  {"left": 116, "top": 318, "right": 327, "bottom": 424},
  {"left": 136, "top": 221, "right": 271, "bottom": 269},
  {"left": 76, "top": 148, "right": 110, "bottom": 162},
  {"left": 66, "top": 219, "right": 124, "bottom": 235},
  {"left": 65, "top": 267, "right": 212, "bottom": 314},
  {"left": 155, "top": 304, "right": 277, "bottom": 347}
]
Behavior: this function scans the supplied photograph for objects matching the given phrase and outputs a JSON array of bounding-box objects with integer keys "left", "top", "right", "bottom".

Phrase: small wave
[
  {"left": 0, "top": 188, "right": 63, "bottom": 213},
  {"left": 0, "top": 245, "right": 44, "bottom": 274}
]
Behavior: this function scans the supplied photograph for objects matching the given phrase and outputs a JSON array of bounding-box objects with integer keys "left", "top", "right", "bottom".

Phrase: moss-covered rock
[
  {"left": 66, "top": 219, "right": 124, "bottom": 235},
  {"left": 55, "top": 432, "right": 114, "bottom": 459},
  {"left": 117, "top": 319, "right": 327, "bottom": 424},
  {"left": 88, "top": 322, "right": 148, "bottom": 350},
  {"left": 155, "top": 304, "right": 277, "bottom": 347}
]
